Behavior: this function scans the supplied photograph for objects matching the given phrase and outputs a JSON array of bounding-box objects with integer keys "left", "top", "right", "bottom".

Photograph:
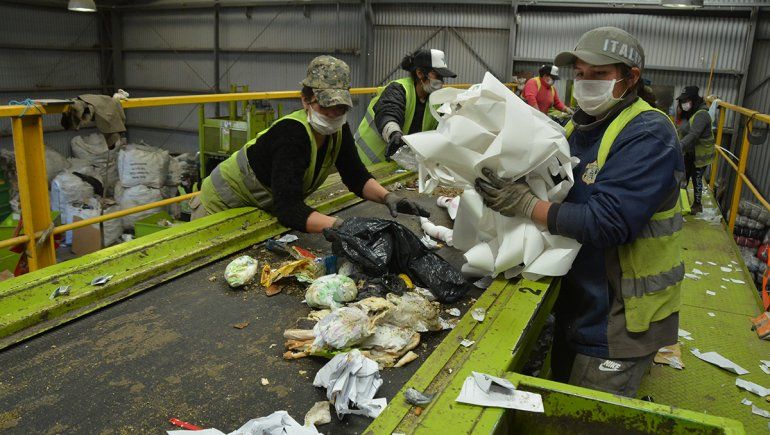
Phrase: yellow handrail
[{"left": 708, "top": 100, "right": 770, "bottom": 234}]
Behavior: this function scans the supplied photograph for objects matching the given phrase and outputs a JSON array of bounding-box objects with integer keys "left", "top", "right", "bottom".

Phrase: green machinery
[{"left": 198, "top": 85, "right": 278, "bottom": 178}]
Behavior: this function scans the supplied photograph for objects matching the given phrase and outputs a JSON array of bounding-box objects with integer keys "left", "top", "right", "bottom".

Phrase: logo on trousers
[{"left": 598, "top": 360, "right": 622, "bottom": 372}]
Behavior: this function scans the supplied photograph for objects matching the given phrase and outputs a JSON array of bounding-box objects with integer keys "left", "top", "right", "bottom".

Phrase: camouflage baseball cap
[
  {"left": 554, "top": 27, "right": 644, "bottom": 69},
  {"left": 301, "top": 55, "right": 352, "bottom": 108}
]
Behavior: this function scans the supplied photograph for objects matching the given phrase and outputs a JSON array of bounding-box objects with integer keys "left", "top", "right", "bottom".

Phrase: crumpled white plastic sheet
[
  {"left": 403, "top": 72, "right": 581, "bottom": 280},
  {"left": 312, "top": 349, "right": 387, "bottom": 419},
  {"left": 167, "top": 411, "right": 320, "bottom": 435}
]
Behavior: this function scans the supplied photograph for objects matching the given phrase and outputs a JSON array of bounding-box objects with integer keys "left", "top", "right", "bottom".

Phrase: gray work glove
[
  {"left": 474, "top": 167, "right": 539, "bottom": 218},
  {"left": 331, "top": 217, "right": 344, "bottom": 229},
  {"left": 384, "top": 192, "right": 430, "bottom": 218}
]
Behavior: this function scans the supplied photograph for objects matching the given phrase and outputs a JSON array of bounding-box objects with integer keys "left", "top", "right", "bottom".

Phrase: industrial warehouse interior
[{"left": 0, "top": 0, "right": 769, "bottom": 433}]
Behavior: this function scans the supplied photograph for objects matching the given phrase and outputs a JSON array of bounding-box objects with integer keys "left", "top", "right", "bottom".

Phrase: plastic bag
[
  {"left": 382, "top": 292, "right": 443, "bottom": 332},
  {"left": 305, "top": 274, "right": 358, "bottom": 309},
  {"left": 324, "top": 217, "right": 471, "bottom": 303},
  {"left": 166, "top": 153, "right": 194, "bottom": 186},
  {"left": 225, "top": 255, "right": 259, "bottom": 287},
  {"left": 117, "top": 185, "right": 163, "bottom": 230},
  {"left": 71, "top": 133, "right": 110, "bottom": 162},
  {"left": 355, "top": 274, "right": 409, "bottom": 300},
  {"left": 117, "top": 143, "right": 170, "bottom": 189},
  {"left": 50, "top": 172, "right": 94, "bottom": 213},
  {"left": 45, "top": 148, "right": 67, "bottom": 184},
  {"left": 312, "top": 307, "right": 374, "bottom": 350}
]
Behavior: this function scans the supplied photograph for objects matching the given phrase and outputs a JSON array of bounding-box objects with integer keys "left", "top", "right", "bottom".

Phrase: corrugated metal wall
[{"left": 0, "top": 3, "right": 102, "bottom": 156}]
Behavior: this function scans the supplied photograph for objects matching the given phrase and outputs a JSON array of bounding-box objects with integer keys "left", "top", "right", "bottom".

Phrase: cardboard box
[{"left": 71, "top": 216, "right": 102, "bottom": 256}]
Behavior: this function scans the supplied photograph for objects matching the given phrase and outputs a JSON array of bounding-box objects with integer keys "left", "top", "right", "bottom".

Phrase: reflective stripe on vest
[
  {"left": 534, "top": 77, "right": 556, "bottom": 99},
  {"left": 206, "top": 109, "right": 342, "bottom": 211},
  {"left": 566, "top": 99, "right": 683, "bottom": 333},
  {"left": 354, "top": 77, "right": 438, "bottom": 165},
  {"left": 691, "top": 109, "right": 716, "bottom": 168}
]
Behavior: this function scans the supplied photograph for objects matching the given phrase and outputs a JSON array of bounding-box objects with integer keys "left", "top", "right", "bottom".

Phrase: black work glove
[
  {"left": 474, "top": 167, "right": 538, "bottom": 218},
  {"left": 385, "top": 131, "right": 405, "bottom": 160},
  {"left": 384, "top": 192, "right": 430, "bottom": 218}
]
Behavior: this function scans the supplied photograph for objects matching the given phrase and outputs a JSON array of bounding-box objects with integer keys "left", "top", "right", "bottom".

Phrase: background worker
[
  {"left": 475, "top": 27, "right": 683, "bottom": 398},
  {"left": 355, "top": 49, "right": 456, "bottom": 164},
  {"left": 522, "top": 64, "right": 574, "bottom": 116},
  {"left": 191, "top": 56, "right": 428, "bottom": 232},
  {"left": 677, "top": 85, "right": 715, "bottom": 214}
]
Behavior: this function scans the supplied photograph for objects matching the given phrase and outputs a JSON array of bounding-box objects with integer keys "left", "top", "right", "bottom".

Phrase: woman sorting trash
[
  {"left": 475, "top": 27, "right": 684, "bottom": 397},
  {"left": 354, "top": 48, "right": 457, "bottom": 165},
  {"left": 191, "top": 55, "right": 428, "bottom": 232}
]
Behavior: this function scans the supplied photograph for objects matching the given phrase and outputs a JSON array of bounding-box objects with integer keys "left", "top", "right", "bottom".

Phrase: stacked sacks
[
  {"left": 162, "top": 153, "right": 197, "bottom": 219},
  {"left": 115, "top": 142, "right": 170, "bottom": 230},
  {"left": 71, "top": 133, "right": 120, "bottom": 195},
  {"left": 734, "top": 200, "right": 770, "bottom": 289}
]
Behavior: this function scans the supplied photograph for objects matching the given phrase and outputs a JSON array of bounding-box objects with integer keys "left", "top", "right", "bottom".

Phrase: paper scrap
[
  {"left": 721, "top": 285, "right": 727, "bottom": 289},
  {"left": 693, "top": 268, "right": 705, "bottom": 275},
  {"left": 731, "top": 260, "right": 739, "bottom": 265},
  {"left": 691, "top": 348, "right": 749, "bottom": 375},
  {"left": 276, "top": 234, "right": 299, "bottom": 244},
  {"left": 708, "top": 312, "right": 716, "bottom": 317},
  {"left": 742, "top": 398, "right": 754, "bottom": 406},
  {"left": 167, "top": 411, "right": 320, "bottom": 435},
  {"left": 731, "top": 278, "right": 746, "bottom": 284},
  {"left": 761, "top": 364, "right": 770, "bottom": 375},
  {"left": 456, "top": 372, "right": 544, "bottom": 413},
  {"left": 736, "top": 378, "right": 770, "bottom": 397},
  {"left": 460, "top": 339, "right": 475, "bottom": 348},
  {"left": 685, "top": 273, "right": 700, "bottom": 280},
  {"left": 261, "top": 378, "right": 269, "bottom": 386},
  {"left": 753, "top": 405, "right": 770, "bottom": 418},
  {"left": 304, "top": 401, "right": 331, "bottom": 427},
  {"left": 654, "top": 344, "right": 684, "bottom": 370},
  {"left": 446, "top": 308, "right": 461, "bottom": 317},
  {"left": 313, "top": 349, "right": 386, "bottom": 419},
  {"left": 695, "top": 261, "right": 703, "bottom": 265},
  {"left": 721, "top": 278, "right": 730, "bottom": 282},
  {"left": 708, "top": 261, "right": 718, "bottom": 266},
  {"left": 471, "top": 308, "right": 486, "bottom": 322},
  {"left": 720, "top": 266, "right": 733, "bottom": 273},
  {"left": 706, "top": 290, "right": 716, "bottom": 296},
  {"left": 678, "top": 328, "right": 692, "bottom": 338}
]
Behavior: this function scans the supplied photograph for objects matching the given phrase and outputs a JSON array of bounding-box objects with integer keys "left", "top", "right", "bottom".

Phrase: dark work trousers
[
  {"left": 683, "top": 153, "right": 705, "bottom": 205},
  {"left": 551, "top": 329, "right": 655, "bottom": 398}
]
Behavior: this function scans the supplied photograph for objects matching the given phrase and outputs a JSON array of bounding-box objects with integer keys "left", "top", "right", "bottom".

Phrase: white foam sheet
[{"left": 404, "top": 73, "right": 580, "bottom": 280}]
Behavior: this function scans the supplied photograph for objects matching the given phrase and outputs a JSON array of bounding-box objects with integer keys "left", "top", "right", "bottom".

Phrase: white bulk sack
[
  {"left": 118, "top": 185, "right": 164, "bottom": 230},
  {"left": 50, "top": 172, "right": 94, "bottom": 213},
  {"left": 118, "top": 143, "right": 170, "bottom": 189},
  {"left": 63, "top": 199, "right": 123, "bottom": 246},
  {"left": 71, "top": 133, "right": 110, "bottom": 162},
  {"left": 166, "top": 153, "right": 194, "bottom": 186},
  {"left": 45, "top": 148, "right": 67, "bottom": 184},
  {"left": 403, "top": 72, "right": 581, "bottom": 281}
]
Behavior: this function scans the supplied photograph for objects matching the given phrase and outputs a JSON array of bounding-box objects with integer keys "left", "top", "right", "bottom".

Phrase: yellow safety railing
[
  {"left": 0, "top": 83, "right": 516, "bottom": 271},
  {"left": 708, "top": 101, "right": 770, "bottom": 234}
]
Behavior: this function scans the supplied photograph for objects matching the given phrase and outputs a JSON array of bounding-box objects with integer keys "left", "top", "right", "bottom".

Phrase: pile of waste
[{"left": 733, "top": 200, "right": 769, "bottom": 288}]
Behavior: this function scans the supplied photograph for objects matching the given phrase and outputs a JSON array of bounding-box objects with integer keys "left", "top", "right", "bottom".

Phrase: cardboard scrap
[
  {"left": 232, "top": 321, "right": 250, "bottom": 329},
  {"left": 456, "top": 372, "right": 544, "bottom": 413},
  {"left": 654, "top": 344, "right": 684, "bottom": 369}
]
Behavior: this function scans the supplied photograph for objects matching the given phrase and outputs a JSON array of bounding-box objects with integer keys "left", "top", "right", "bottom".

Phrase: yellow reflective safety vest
[
  {"left": 565, "top": 99, "right": 684, "bottom": 333},
  {"left": 199, "top": 109, "right": 342, "bottom": 213},
  {"left": 534, "top": 76, "right": 556, "bottom": 99},
  {"left": 354, "top": 77, "right": 438, "bottom": 165},
  {"left": 691, "top": 109, "right": 716, "bottom": 168}
]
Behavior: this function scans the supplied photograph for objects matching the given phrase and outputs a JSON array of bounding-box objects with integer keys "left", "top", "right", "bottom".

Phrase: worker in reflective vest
[
  {"left": 354, "top": 49, "right": 457, "bottom": 165},
  {"left": 190, "top": 55, "right": 429, "bottom": 232},
  {"left": 677, "top": 85, "right": 715, "bottom": 214},
  {"left": 522, "top": 64, "right": 574, "bottom": 116},
  {"left": 475, "top": 27, "right": 684, "bottom": 398}
]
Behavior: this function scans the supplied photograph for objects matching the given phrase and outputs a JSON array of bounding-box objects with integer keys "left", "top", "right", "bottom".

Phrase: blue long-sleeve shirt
[{"left": 547, "top": 101, "right": 683, "bottom": 358}]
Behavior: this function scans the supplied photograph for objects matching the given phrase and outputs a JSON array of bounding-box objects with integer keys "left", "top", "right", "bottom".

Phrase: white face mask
[
  {"left": 681, "top": 101, "right": 692, "bottom": 112},
  {"left": 573, "top": 79, "right": 625, "bottom": 117},
  {"left": 544, "top": 77, "right": 554, "bottom": 86},
  {"left": 307, "top": 107, "right": 346, "bottom": 136},
  {"left": 422, "top": 78, "right": 444, "bottom": 94}
]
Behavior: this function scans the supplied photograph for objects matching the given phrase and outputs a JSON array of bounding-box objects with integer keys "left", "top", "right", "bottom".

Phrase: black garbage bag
[
  {"left": 355, "top": 274, "right": 409, "bottom": 300},
  {"left": 323, "top": 217, "right": 471, "bottom": 303}
]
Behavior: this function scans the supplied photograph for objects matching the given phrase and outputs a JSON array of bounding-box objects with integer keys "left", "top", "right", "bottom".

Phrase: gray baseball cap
[{"left": 554, "top": 27, "right": 644, "bottom": 69}]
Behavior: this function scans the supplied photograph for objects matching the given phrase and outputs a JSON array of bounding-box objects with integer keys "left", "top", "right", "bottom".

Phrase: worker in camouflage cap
[{"left": 301, "top": 55, "right": 353, "bottom": 109}]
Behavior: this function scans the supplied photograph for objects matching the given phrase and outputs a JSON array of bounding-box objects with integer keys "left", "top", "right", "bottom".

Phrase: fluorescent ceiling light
[
  {"left": 68, "top": 0, "right": 97, "bottom": 12},
  {"left": 661, "top": 0, "right": 704, "bottom": 8}
]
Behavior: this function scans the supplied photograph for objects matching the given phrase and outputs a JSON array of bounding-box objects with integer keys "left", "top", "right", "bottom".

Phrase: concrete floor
[{"left": 0, "top": 190, "right": 482, "bottom": 434}]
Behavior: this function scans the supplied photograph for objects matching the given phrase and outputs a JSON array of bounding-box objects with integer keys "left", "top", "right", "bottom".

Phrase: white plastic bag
[
  {"left": 305, "top": 274, "right": 358, "bottom": 309},
  {"left": 50, "top": 172, "right": 94, "bottom": 213},
  {"left": 118, "top": 185, "right": 164, "bottom": 230},
  {"left": 224, "top": 255, "right": 259, "bottom": 288},
  {"left": 118, "top": 143, "right": 170, "bottom": 189},
  {"left": 403, "top": 72, "right": 581, "bottom": 281},
  {"left": 71, "top": 133, "right": 110, "bottom": 162},
  {"left": 312, "top": 307, "right": 374, "bottom": 350}
]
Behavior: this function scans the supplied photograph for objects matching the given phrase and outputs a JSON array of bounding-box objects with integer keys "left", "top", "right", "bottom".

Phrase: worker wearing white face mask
[
  {"left": 192, "top": 56, "right": 428, "bottom": 232},
  {"left": 676, "top": 85, "right": 714, "bottom": 214},
  {"left": 355, "top": 48, "right": 457, "bottom": 165},
  {"left": 475, "top": 27, "right": 684, "bottom": 398},
  {"left": 522, "top": 64, "right": 573, "bottom": 116}
]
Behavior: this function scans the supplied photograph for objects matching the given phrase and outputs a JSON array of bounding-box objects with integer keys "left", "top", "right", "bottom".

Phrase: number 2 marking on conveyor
[{"left": 519, "top": 287, "right": 542, "bottom": 296}]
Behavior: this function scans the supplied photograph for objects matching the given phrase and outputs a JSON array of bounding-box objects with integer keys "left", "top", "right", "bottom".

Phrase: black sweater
[
  {"left": 246, "top": 119, "right": 373, "bottom": 231},
  {"left": 373, "top": 81, "right": 427, "bottom": 136}
]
